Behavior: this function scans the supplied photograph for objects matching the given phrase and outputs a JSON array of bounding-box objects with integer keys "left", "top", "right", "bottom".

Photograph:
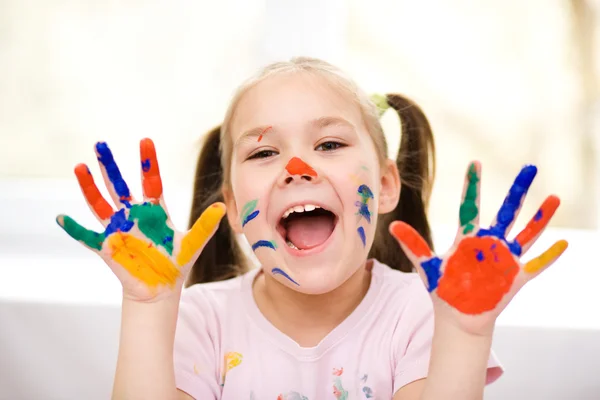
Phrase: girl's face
[{"left": 225, "top": 72, "right": 399, "bottom": 294}]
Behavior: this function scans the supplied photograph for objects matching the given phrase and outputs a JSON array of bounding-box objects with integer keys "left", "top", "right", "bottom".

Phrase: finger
[
  {"left": 56, "top": 214, "right": 105, "bottom": 252},
  {"left": 95, "top": 142, "right": 134, "bottom": 208},
  {"left": 176, "top": 202, "right": 227, "bottom": 266},
  {"left": 140, "top": 138, "right": 163, "bottom": 204},
  {"left": 74, "top": 163, "right": 114, "bottom": 223},
  {"left": 489, "top": 164, "right": 537, "bottom": 238},
  {"left": 513, "top": 195, "right": 560, "bottom": 255},
  {"left": 389, "top": 221, "right": 441, "bottom": 292},
  {"left": 458, "top": 161, "right": 481, "bottom": 235},
  {"left": 523, "top": 240, "right": 568, "bottom": 275}
]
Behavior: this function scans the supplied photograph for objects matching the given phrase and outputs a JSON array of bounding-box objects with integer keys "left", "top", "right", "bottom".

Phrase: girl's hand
[
  {"left": 56, "top": 138, "right": 226, "bottom": 302},
  {"left": 390, "top": 162, "right": 568, "bottom": 336}
]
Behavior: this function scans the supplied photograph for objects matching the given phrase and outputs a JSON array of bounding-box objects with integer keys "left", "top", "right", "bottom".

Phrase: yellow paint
[
  {"left": 108, "top": 233, "right": 180, "bottom": 287},
  {"left": 524, "top": 240, "right": 568, "bottom": 274},
  {"left": 222, "top": 351, "right": 243, "bottom": 384},
  {"left": 177, "top": 203, "right": 226, "bottom": 266},
  {"left": 193, "top": 364, "right": 200, "bottom": 375},
  {"left": 349, "top": 173, "right": 362, "bottom": 186}
]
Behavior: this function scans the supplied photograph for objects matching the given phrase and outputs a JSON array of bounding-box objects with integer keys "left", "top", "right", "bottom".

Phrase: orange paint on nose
[{"left": 285, "top": 157, "right": 317, "bottom": 177}]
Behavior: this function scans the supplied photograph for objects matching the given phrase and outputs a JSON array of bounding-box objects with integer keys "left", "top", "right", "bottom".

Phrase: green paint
[
  {"left": 59, "top": 216, "right": 105, "bottom": 250},
  {"left": 333, "top": 377, "right": 349, "bottom": 400},
  {"left": 241, "top": 199, "right": 258, "bottom": 224},
  {"left": 459, "top": 163, "right": 479, "bottom": 234},
  {"left": 360, "top": 165, "right": 369, "bottom": 171},
  {"left": 128, "top": 203, "right": 174, "bottom": 255}
]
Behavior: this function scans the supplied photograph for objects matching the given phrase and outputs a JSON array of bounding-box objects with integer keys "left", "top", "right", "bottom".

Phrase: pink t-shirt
[{"left": 174, "top": 259, "right": 503, "bottom": 399}]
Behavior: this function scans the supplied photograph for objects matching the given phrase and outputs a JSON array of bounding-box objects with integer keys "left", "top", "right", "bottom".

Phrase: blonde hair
[{"left": 219, "top": 57, "right": 388, "bottom": 187}]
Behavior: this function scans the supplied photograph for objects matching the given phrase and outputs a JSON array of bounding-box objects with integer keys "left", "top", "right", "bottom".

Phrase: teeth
[
  {"left": 286, "top": 240, "right": 299, "bottom": 249},
  {"left": 282, "top": 204, "right": 321, "bottom": 219}
]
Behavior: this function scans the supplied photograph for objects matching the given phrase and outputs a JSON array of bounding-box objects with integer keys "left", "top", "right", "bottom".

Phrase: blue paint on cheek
[
  {"left": 534, "top": 209, "right": 543, "bottom": 221},
  {"left": 357, "top": 184, "right": 374, "bottom": 199},
  {"left": 242, "top": 210, "right": 260, "bottom": 227},
  {"left": 105, "top": 209, "right": 134, "bottom": 236},
  {"left": 141, "top": 158, "right": 151, "bottom": 172},
  {"left": 96, "top": 142, "right": 132, "bottom": 204},
  {"left": 357, "top": 226, "right": 366, "bottom": 247},
  {"left": 271, "top": 268, "right": 300, "bottom": 286},
  {"left": 251, "top": 240, "right": 276, "bottom": 251},
  {"left": 420, "top": 256, "right": 442, "bottom": 292}
]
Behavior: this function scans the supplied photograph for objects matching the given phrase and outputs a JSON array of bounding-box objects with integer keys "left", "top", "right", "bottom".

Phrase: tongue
[{"left": 286, "top": 214, "right": 334, "bottom": 250}]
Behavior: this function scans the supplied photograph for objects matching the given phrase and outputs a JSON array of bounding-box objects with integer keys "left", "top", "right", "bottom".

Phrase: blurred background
[{"left": 1, "top": 0, "right": 599, "bottom": 399}]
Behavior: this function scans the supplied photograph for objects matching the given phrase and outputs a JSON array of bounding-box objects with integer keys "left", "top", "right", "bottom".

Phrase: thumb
[
  {"left": 389, "top": 221, "right": 433, "bottom": 265},
  {"left": 176, "top": 202, "right": 227, "bottom": 266}
]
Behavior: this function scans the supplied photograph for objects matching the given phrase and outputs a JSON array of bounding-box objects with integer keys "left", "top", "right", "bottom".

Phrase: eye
[
  {"left": 315, "top": 141, "right": 346, "bottom": 152},
  {"left": 247, "top": 149, "right": 278, "bottom": 160}
]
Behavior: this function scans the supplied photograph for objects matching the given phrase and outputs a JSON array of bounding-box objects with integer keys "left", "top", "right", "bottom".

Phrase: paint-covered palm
[
  {"left": 390, "top": 162, "right": 568, "bottom": 335},
  {"left": 56, "top": 139, "right": 226, "bottom": 302}
]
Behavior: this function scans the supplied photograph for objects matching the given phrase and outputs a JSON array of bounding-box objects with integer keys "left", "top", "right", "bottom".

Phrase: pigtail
[
  {"left": 185, "top": 126, "right": 248, "bottom": 287},
  {"left": 369, "top": 94, "right": 436, "bottom": 273}
]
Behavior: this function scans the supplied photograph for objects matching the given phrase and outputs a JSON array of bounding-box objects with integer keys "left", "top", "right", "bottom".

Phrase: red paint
[
  {"left": 257, "top": 126, "right": 271, "bottom": 142},
  {"left": 390, "top": 221, "right": 433, "bottom": 258},
  {"left": 285, "top": 157, "right": 317, "bottom": 177},
  {"left": 437, "top": 236, "right": 518, "bottom": 314},
  {"left": 515, "top": 195, "right": 560, "bottom": 248},
  {"left": 74, "top": 163, "right": 113, "bottom": 220},
  {"left": 140, "top": 138, "right": 163, "bottom": 202}
]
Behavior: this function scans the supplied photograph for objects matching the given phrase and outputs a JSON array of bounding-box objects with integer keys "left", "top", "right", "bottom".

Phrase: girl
[{"left": 57, "top": 57, "right": 568, "bottom": 400}]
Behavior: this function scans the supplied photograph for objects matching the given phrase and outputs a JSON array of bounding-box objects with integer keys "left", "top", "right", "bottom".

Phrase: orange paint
[
  {"left": 285, "top": 157, "right": 317, "bottom": 177},
  {"left": 437, "top": 236, "right": 518, "bottom": 314},
  {"left": 140, "top": 138, "right": 163, "bottom": 202},
  {"left": 515, "top": 195, "right": 560, "bottom": 248},
  {"left": 74, "top": 163, "right": 113, "bottom": 220},
  {"left": 390, "top": 221, "right": 433, "bottom": 258},
  {"left": 257, "top": 126, "right": 271, "bottom": 142}
]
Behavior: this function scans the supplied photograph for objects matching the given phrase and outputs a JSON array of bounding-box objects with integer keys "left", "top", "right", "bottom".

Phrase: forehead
[{"left": 229, "top": 72, "right": 363, "bottom": 140}]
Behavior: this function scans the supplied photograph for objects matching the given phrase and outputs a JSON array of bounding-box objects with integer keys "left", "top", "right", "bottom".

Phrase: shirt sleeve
[
  {"left": 173, "top": 287, "right": 221, "bottom": 400},
  {"left": 392, "top": 278, "right": 504, "bottom": 393}
]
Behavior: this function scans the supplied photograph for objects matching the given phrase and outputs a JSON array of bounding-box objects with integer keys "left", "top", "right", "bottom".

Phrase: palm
[
  {"left": 390, "top": 162, "right": 568, "bottom": 335},
  {"left": 56, "top": 139, "right": 225, "bottom": 302}
]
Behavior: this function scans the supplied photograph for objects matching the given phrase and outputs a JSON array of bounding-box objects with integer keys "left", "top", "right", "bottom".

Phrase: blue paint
[
  {"left": 363, "top": 387, "right": 374, "bottom": 398},
  {"left": 420, "top": 256, "right": 442, "bottom": 292},
  {"left": 141, "top": 158, "right": 151, "bottom": 172},
  {"left": 251, "top": 240, "right": 276, "bottom": 251},
  {"left": 534, "top": 209, "right": 543, "bottom": 221},
  {"left": 96, "top": 142, "right": 132, "bottom": 205},
  {"left": 104, "top": 209, "right": 134, "bottom": 236},
  {"left": 162, "top": 236, "right": 173, "bottom": 244},
  {"left": 86, "top": 166, "right": 91, "bottom": 175},
  {"left": 489, "top": 165, "right": 537, "bottom": 238},
  {"left": 242, "top": 210, "right": 259, "bottom": 227},
  {"left": 357, "top": 184, "right": 374, "bottom": 199},
  {"left": 476, "top": 250, "right": 484, "bottom": 261},
  {"left": 355, "top": 201, "right": 372, "bottom": 223},
  {"left": 476, "top": 229, "right": 522, "bottom": 256},
  {"left": 357, "top": 226, "right": 366, "bottom": 247},
  {"left": 272, "top": 267, "right": 300, "bottom": 286}
]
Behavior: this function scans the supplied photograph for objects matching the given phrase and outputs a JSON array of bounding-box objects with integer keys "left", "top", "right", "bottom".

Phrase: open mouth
[{"left": 276, "top": 204, "right": 338, "bottom": 251}]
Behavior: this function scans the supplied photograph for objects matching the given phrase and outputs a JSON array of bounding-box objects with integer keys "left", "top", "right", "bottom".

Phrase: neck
[{"left": 252, "top": 260, "right": 373, "bottom": 347}]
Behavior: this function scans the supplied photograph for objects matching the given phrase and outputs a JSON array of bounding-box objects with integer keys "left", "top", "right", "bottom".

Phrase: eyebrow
[{"left": 234, "top": 116, "right": 356, "bottom": 148}]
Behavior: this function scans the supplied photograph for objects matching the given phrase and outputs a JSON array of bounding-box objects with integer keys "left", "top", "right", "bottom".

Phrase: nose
[{"left": 278, "top": 157, "right": 319, "bottom": 186}]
